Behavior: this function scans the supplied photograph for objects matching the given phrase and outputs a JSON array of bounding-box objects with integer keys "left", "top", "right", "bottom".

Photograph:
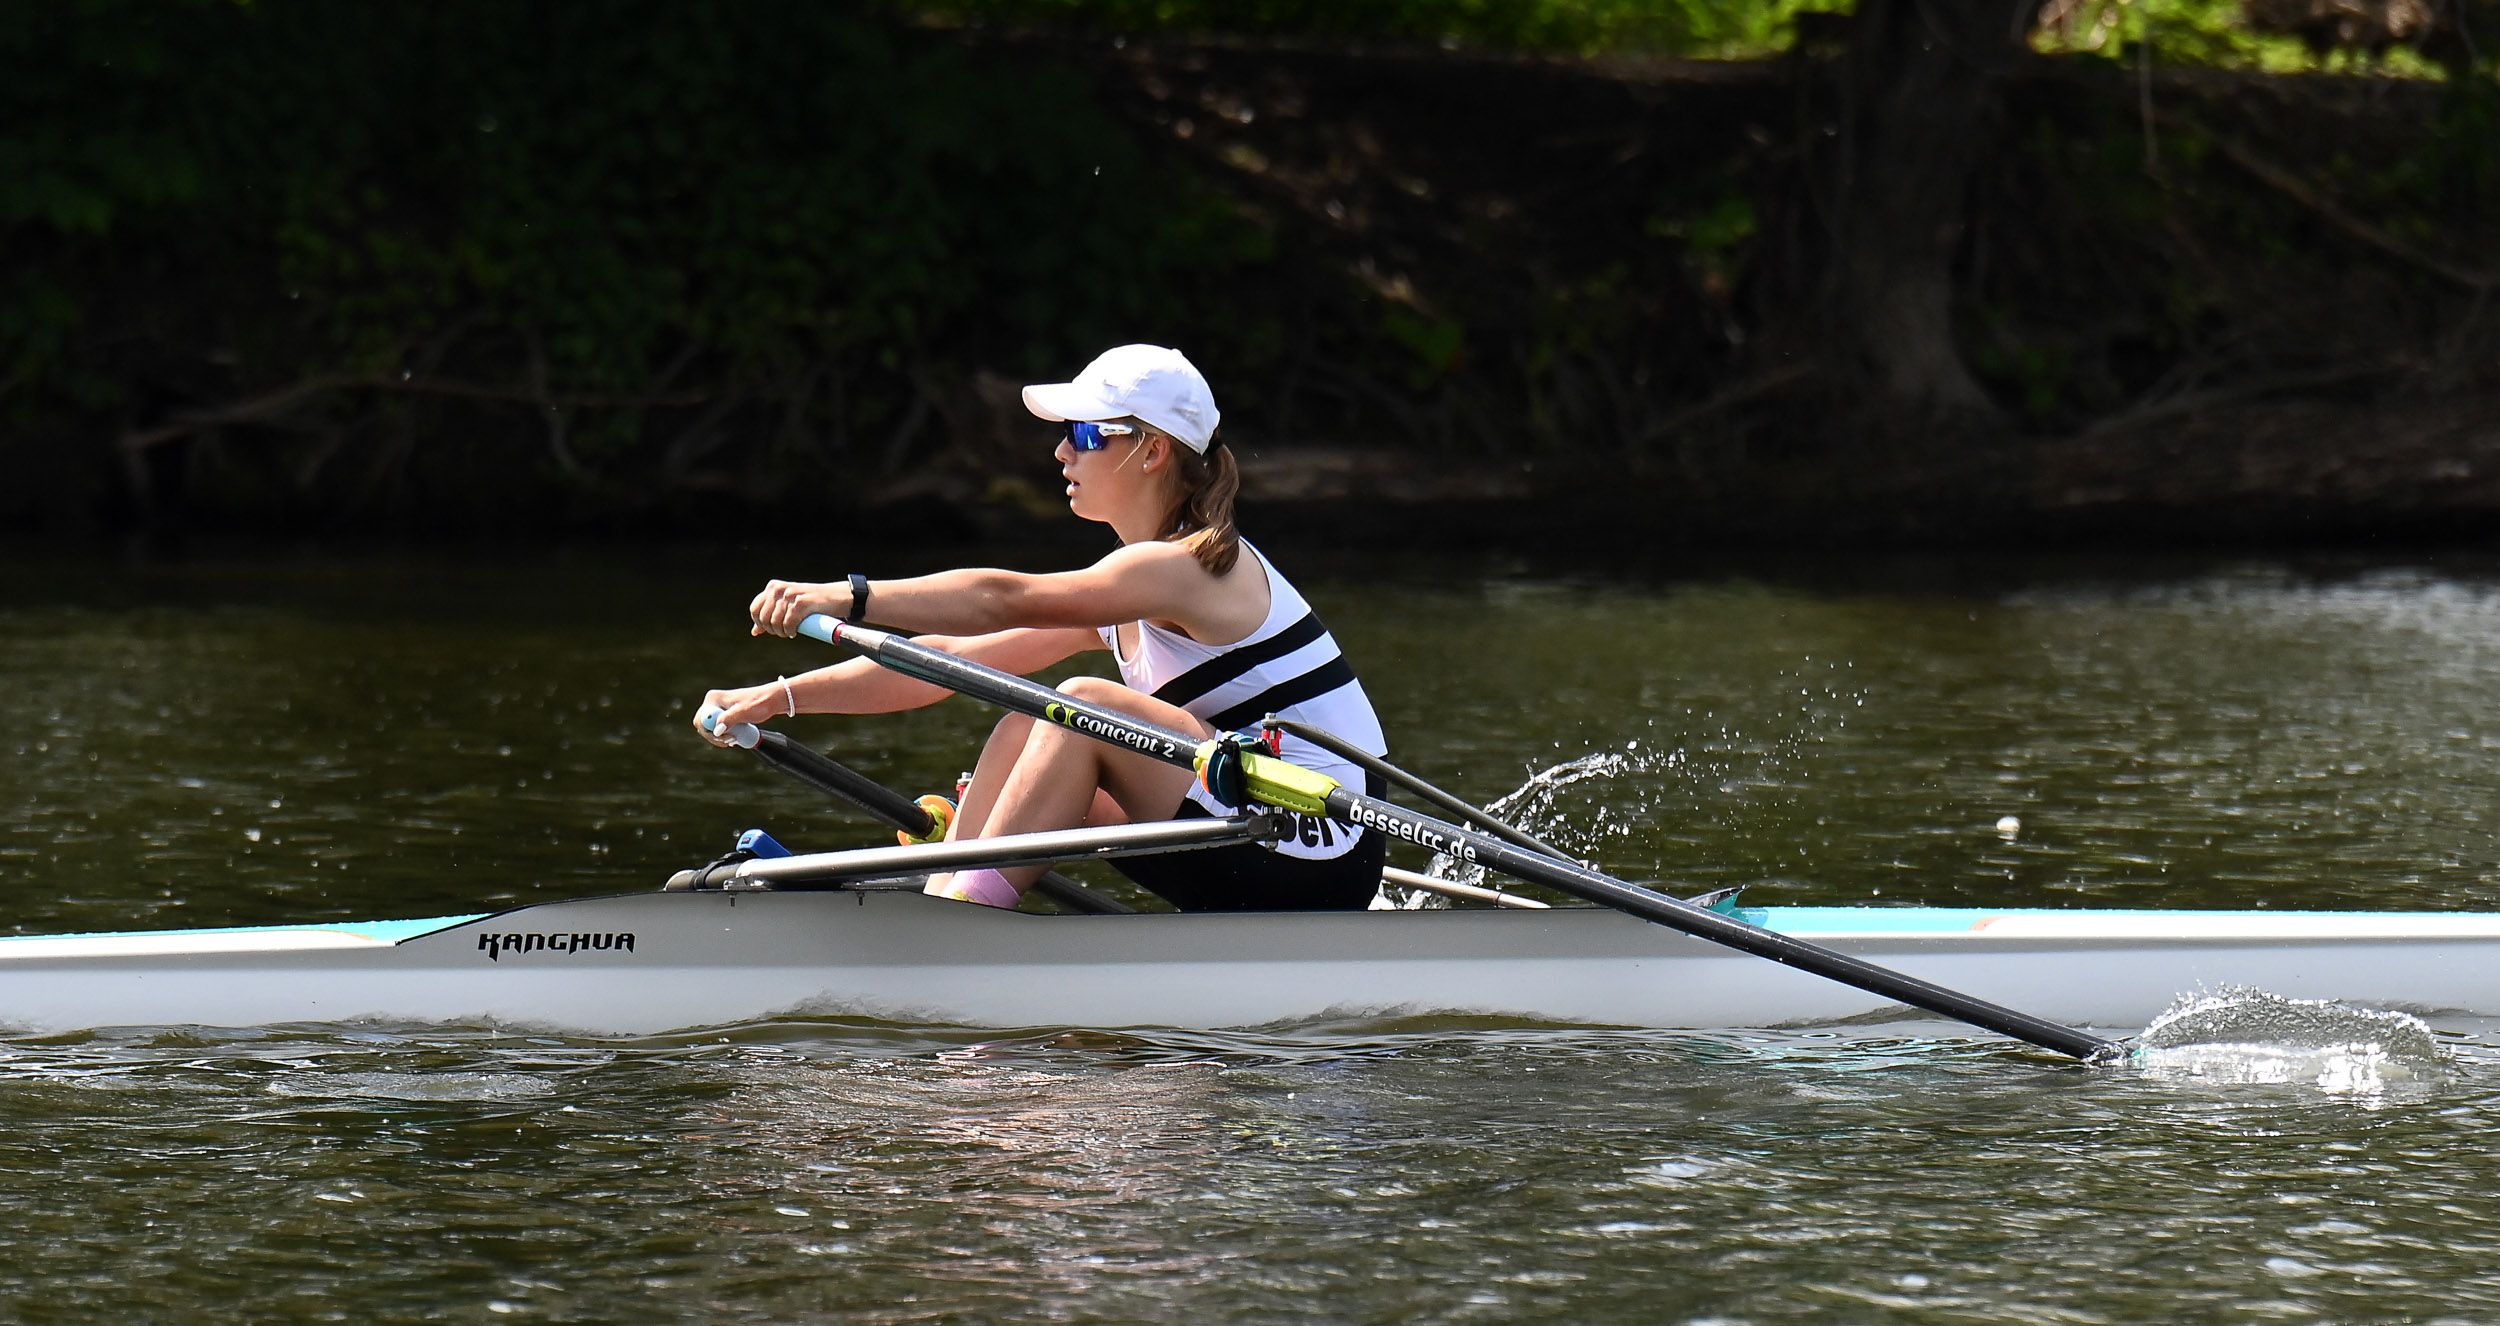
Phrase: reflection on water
[
  {"left": 706, "top": 1056, "right": 1242, "bottom": 1316},
  {"left": 0, "top": 1018, "right": 2492, "bottom": 1321},
  {"left": 11, "top": 545, "right": 2500, "bottom": 1319}
]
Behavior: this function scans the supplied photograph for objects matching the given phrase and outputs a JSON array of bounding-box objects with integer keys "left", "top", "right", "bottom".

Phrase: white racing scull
[{"left": 0, "top": 886, "right": 2494, "bottom": 1038}]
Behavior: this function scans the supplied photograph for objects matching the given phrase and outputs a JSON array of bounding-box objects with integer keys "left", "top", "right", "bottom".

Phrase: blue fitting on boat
[{"left": 735, "top": 829, "right": 794, "bottom": 859}]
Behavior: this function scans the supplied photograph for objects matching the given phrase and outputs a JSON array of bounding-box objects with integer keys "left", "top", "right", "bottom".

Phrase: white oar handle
[
  {"left": 798, "top": 613, "right": 840, "bottom": 644},
  {"left": 698, "top": 705, "right": 760, "bottom": 749}
]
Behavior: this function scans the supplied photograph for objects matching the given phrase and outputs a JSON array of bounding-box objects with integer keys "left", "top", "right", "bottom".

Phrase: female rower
[{"left": 693, "top": 344, "right": 1388, "bottom": 912}]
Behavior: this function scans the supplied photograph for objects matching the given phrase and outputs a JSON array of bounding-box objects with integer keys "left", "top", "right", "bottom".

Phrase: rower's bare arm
[
  {"left": 749, "top": 544, "right": 1208, "bottom": 639},
  {"left": 797, "top": 627, "right": 1100, "bottom": 712},
  {"left": 695, "top": 628, "right": 1099, "bottom": 742}
]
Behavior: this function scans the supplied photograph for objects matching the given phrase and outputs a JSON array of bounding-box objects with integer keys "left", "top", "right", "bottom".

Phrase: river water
[{"left": 7, "top": 543, "right": 2500, "bottom": 1322}]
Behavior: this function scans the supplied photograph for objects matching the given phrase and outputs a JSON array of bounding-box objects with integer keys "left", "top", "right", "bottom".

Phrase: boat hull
[{"left": 2, "top": 892, "right": 2497, "bottom": 1037}]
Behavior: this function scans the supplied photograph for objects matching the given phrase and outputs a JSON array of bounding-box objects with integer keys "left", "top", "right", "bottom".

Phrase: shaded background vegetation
[{"left": 4, "top": 0, "right": 2496, "bottom": 544}]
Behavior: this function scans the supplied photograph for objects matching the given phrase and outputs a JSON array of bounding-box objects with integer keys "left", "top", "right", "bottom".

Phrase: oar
[
  {"left": 795, "top": 614, "right": 2126, "bottom": 1065},
  {"left": 697, "top": 709, "right": 1135, "bottom": 914}
]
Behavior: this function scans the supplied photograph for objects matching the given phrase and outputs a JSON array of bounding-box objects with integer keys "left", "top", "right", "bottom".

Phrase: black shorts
[{"left": 1111, "top": 800, "right": 1386, "bottom": 912}]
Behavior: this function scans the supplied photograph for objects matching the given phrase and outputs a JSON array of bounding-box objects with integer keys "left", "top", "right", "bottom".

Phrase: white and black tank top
[{"left": 1098, "top": 541, "right": 1386, "bottom": 861}]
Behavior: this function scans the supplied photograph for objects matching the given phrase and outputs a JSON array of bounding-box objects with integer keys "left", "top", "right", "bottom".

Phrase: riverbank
[{"left": 5, "top": 7, "right": 2493, "bottom": 547}]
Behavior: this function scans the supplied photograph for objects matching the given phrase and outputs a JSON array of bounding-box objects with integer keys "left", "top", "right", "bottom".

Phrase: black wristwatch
[{"left": 845, "top": 573, "right": 870, "bottom": 623}]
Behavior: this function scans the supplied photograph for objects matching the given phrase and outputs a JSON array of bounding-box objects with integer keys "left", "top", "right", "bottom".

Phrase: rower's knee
[
  {"left": 1059, "top": 675, "right": 1169, "bottom": 725},
  {"left": 976, "top": 712, "right": 1035, "bottom": 762},
  {"left": 1056, "top": 675, "right": 1128, "bottom": 705},
  {"left": 1056, "top": 673, "right": 1206, "bottom": 738}
]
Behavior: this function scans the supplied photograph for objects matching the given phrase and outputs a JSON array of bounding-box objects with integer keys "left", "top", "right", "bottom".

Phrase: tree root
[
  {"left": 118, "top": 374, "right": 716, "bottom": 456},
  {"left": 2168, "top": 110, "right": 2498, "bottom": 292}
]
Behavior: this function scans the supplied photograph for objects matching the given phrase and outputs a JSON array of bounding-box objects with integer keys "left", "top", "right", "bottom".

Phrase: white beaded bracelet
[{"left": 779, "top": 675, "right": 797, "bottom": 718}]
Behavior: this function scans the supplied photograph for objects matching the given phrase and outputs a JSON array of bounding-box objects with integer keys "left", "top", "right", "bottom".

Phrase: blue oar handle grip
[
  {"left": 798, "top": 613, "right": 841, "bottom": 644},
  {"left": 698, "top": 704, "right": 760, "bottom": 750}
]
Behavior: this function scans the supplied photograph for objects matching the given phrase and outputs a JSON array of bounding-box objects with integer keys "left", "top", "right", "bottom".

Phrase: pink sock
[{"left": 929, "top": 868, "right": 1022, "bottom": 909}]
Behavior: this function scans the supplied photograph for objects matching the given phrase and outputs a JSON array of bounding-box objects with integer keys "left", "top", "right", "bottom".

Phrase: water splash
[
  {"left": 1375, "top": 747, "right": 1657, "bottom": 908},
  {"left": 2131, "top": 986, "right": 2449, "bottom": 1094},
  {"left": 1374, "top": 657, "right": 1859, "bottom": 910}
]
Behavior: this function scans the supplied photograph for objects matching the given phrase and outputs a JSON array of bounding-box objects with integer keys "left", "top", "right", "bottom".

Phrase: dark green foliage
[
  {"left": 4, "top": 0, "right": 2497, "bottom": 536},
  {"left": 1955, "top": 67, "right": 2500, "bottom": 431},
  {"left": 0, "top": 0, "right": 1258, "bottom": 526},
  {"left": 900, "top": 0, "right": 1836, "bottom": 57}
]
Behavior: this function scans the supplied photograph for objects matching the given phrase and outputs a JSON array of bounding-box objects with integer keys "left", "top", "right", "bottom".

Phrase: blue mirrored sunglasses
[{"left": 1064, "top": 420, "right": 1135, "bottom": 452}]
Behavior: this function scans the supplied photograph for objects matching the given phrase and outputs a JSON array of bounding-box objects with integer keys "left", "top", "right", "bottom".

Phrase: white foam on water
[
  {"left": 264, "top": 1071, "right": 556, "bottom": 1101},
  {"left": 2131, "top": 986, "right": 2449, "bottom": 1095}
]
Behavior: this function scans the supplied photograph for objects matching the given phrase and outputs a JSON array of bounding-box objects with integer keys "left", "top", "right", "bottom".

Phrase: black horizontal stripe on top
[
  {"left": 1148, "top": 611, "right": 1330, "bottom": 709},
  {"left": 1206, "top": 656, "right": 1359, "bottom": 733}
]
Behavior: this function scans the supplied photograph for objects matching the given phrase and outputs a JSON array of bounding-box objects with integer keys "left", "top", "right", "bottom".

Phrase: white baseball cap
[{"left": 1022, "top": 344, "right": 1220, "bottom": 454}]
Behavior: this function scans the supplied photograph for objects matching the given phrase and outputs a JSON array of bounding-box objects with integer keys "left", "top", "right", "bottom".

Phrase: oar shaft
[
  {"left": 1317, "top": 786, "right": 2115, "bottom": 1061},
  {"left": 751, "top": 730, "right": 936, "bottom": 834},
  {"left": 799, "top": 615, "right": 2123, "bottom": 1064}
]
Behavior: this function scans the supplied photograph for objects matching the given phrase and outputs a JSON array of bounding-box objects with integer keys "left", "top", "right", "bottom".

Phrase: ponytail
[{"left": 1163, "top": 435, "right": 1241, "bottom": 576}]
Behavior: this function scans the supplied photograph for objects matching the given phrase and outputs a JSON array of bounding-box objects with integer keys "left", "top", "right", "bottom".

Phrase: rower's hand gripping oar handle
[
  {"left": 697, "top": 705, "right": 760, "bottom": 749},
  {"left": 795, "top": 612, "right": 2127, "bottom": 1065}
]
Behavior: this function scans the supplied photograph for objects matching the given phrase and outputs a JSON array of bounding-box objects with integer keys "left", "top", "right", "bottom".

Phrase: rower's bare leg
[
  {"left": 948, "top": 712, "right": 1130, "bottom": 838},
  {"left": 928, "top": 695, "right": 1165, "bottom": 901},
  {"left": 949, "top": 678, "right": 1208, "bottom": 899},
  {"left": 946, "top": 713, "right": 1035, "bottom": 844},
  {"left": 924, "top": 715, "right": 1033, "bottom": 901}
]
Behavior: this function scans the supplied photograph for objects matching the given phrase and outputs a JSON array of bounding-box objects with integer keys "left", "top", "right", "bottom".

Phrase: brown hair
[{"left": 1130, "top": 420, "right": 1240, "bottom": 575}]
